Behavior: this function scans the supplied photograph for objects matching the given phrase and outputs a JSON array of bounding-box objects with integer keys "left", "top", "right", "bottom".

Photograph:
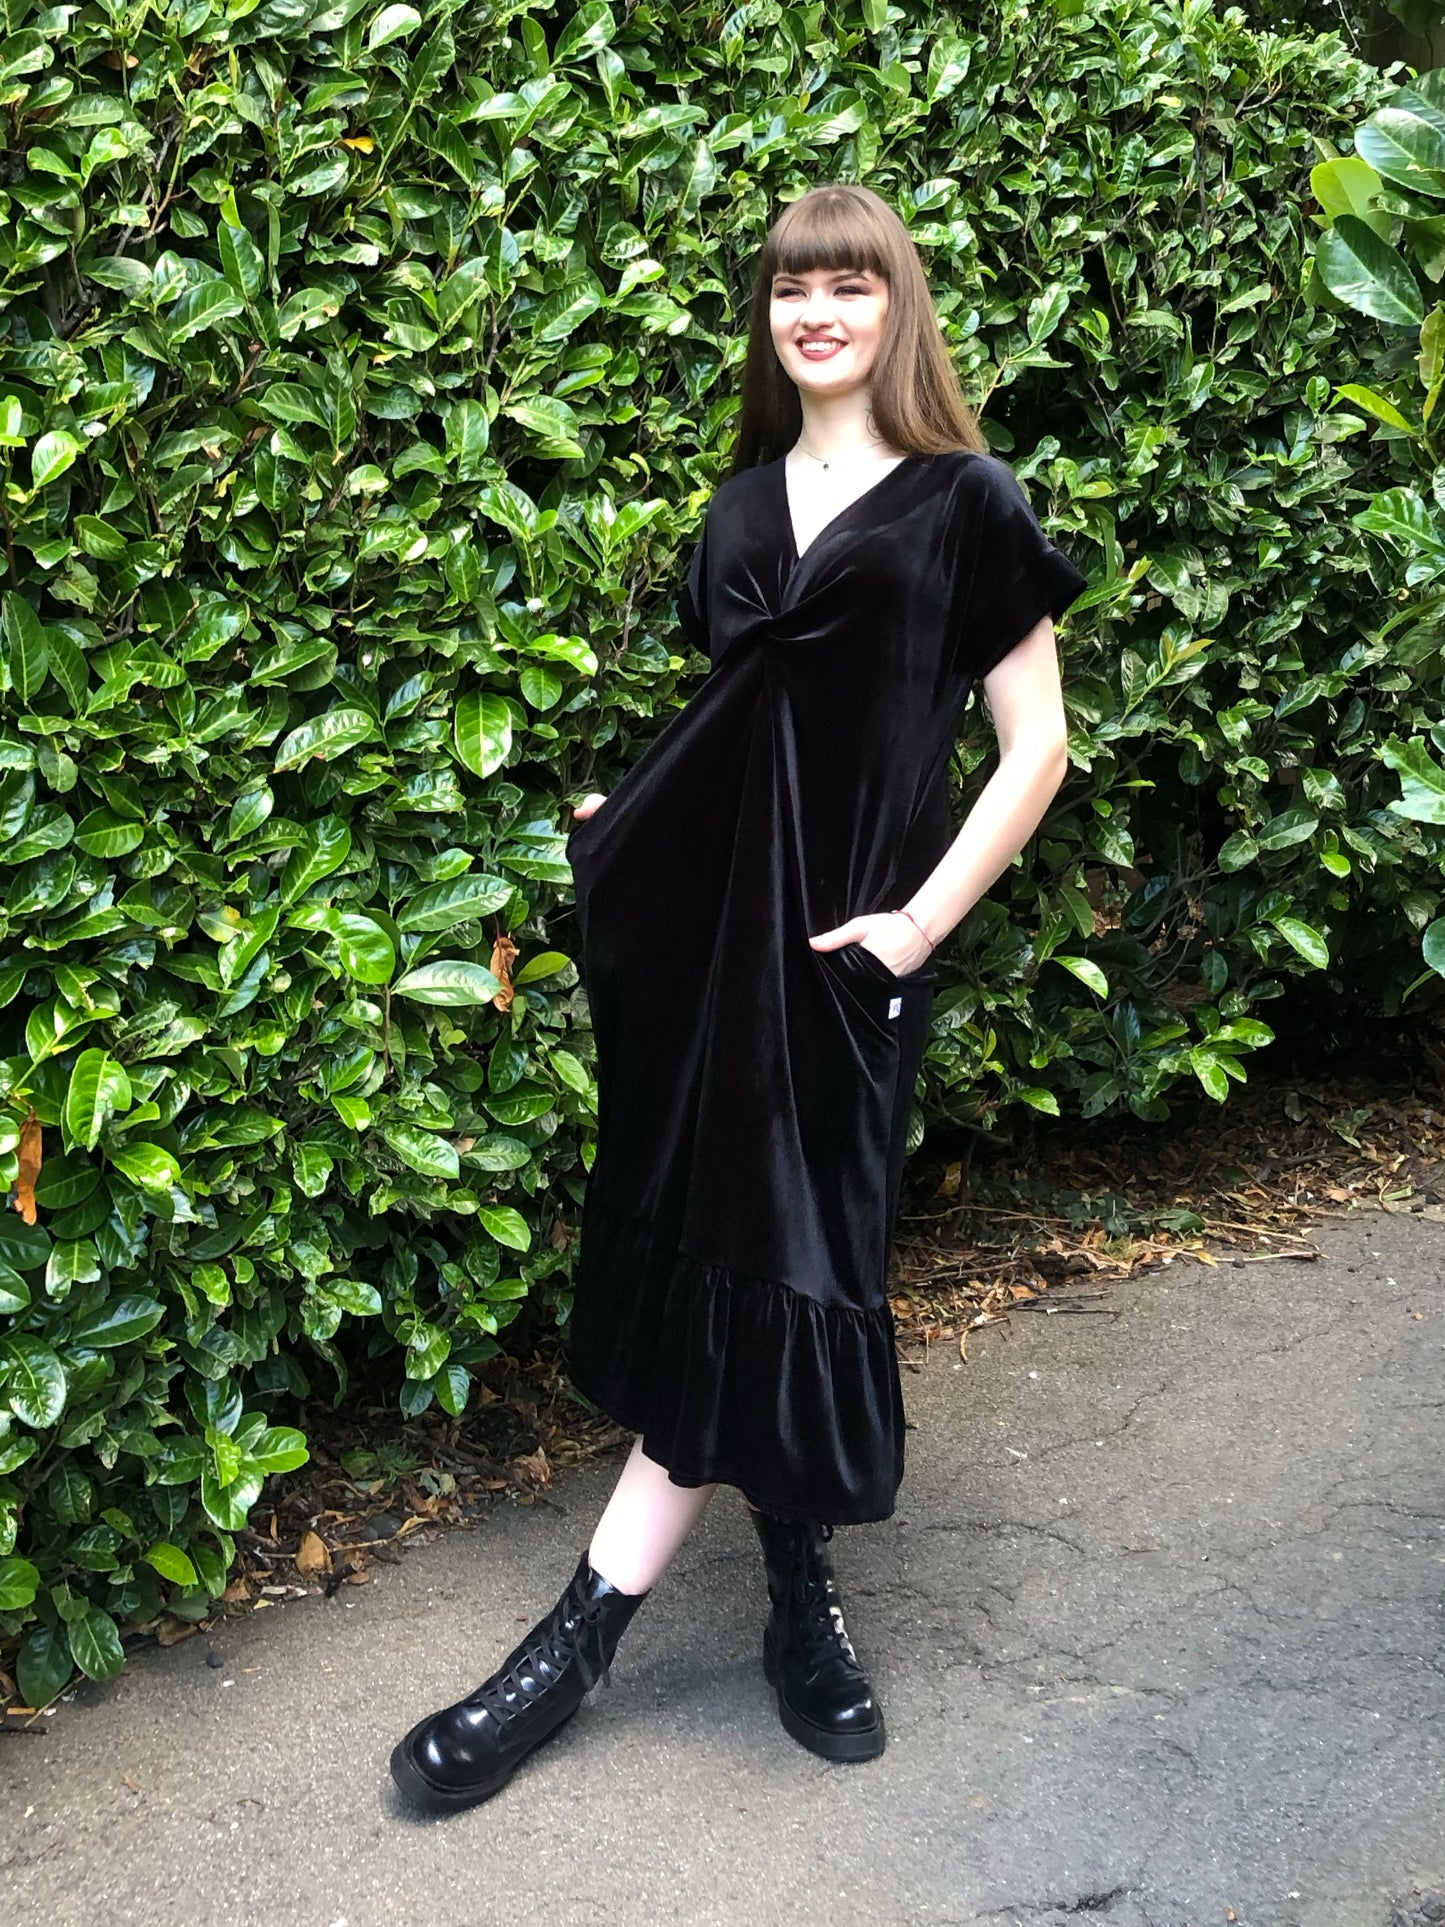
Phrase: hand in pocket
[{"left": 808, "top": 912, "right": 931, "bottom": 980}]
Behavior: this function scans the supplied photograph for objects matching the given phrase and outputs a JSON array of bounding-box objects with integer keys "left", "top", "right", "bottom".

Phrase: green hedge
[
  {"left": 0, "top": 0, "right": 1420, "bottom": 1696},
  {"left": 1308, "top": 64, "right": 1445, "bottom": 982}
]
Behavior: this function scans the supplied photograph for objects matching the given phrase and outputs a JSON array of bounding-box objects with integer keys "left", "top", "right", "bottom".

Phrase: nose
[{"left": 798, "top": 288, "right": 838, "bottom": 329}]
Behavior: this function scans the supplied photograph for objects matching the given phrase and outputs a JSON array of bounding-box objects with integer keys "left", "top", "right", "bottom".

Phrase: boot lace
[
  {"left": 468, "top": 1584, "right": 617, "bottom": 1730},
  {"left": 785, "top": 1522, "right": 860, "bottom": 1668}
]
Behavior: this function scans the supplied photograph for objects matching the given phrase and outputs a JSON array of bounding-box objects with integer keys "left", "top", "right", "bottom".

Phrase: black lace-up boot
[
  {"left": 389, "top": 1548, "right": 651, "bottom": 1813},
  {"left": 749, "top": 1508, "right": 885, "bottom": 1763}
]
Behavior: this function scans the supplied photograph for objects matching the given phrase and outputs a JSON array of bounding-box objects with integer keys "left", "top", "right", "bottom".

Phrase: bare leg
[{"left": 587, "top": 1435, "right": 719, "bottom": 1594}]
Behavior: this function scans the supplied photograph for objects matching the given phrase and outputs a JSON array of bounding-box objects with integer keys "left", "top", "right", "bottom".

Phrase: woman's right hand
[{"left": 572, "top": 791, "right": 609, "bottom": 824}]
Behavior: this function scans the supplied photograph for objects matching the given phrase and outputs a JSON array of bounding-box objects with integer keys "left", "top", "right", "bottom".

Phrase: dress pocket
[
  {"left": 846, "top": 939, "right": 938, "bottom": 990},
  {"left": 817, "top": 941, "right": 932, "bottom": 1049}
]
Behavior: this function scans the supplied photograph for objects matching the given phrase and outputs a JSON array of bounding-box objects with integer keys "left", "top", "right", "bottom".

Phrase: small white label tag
[{"left": 888, "top": 996, "right": 902, "bottom": 1019}]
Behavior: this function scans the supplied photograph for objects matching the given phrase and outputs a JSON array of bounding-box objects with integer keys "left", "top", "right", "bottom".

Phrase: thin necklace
[{"left": 794, "top": 439, "right": 898, "bottom": 474}]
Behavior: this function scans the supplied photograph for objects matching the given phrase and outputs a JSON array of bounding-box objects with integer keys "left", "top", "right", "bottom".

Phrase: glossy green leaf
[
  {"left": 331, "top": 911, "right": 396, "bottom": 983},
  {"left": 513, "top": 950, "right": 569, "bottom": 985},
  {"left": 368, "top": 3, "right": 422, "bottom": 49},
  {"left": 75, "top": 808, "right": 145, "bottom": 858},
  {"left": 31, "top": 430, "right": 83, "bottom": 489},
  {"left": 453, "top": 690, "right": 511, "bottom": 778},
  {"left": 502, "top": 395, "right": 584, "bottom": 459},
  {"left": 17, "top": 1624, "right": 73, "bottom": 1707},
  {"left": 218, "top": 219, "right": 265, "bottom": 301},
  {"left": 1382, "top": 734, "right": 1445, "bottom": 823},
  {"left": 0, "top": 1554, "right": 40, "bottom": 1611},
  {"left": 396, "top": 873, "right": 511, "bottom": 930},
  {"left": 477, "top": 1204, "right": 531, "bottom": 1251},
  {"left": 168, "top": 278, "right": 245, "bottom": 342},
  {"left": 226, "top": 786, "right": 274, "bottom": 842},
  {"left": 200, "top": 1467, "right": 263, "bottom": 1533},
  {"left": 63, "top": 1048, "right": 133, "bottom": 1151},
  {"left": 1, "top": 1336, "right": 67, "bottom": 1428},
  {"left": 2, "top": 590, "right": 49, "bottom": 701},
  {"left": 69, "top": 1605, "right": 125, "bottom": 1679},
  {"left": 434, "top": 1362, "right": 471, "bottom": 1417},
  {"left": 0, "top": 1261, "right": 30, "bottom": 1316},
  {"left": 257, "top": 383, "right": 329, "bottom": 428},
  {"left": 1049, "top": 956, "right": 1109, "bottom": 998},
  {"left": 382, "top": 1122, "right": 460, "bottom": 1178},
  {"left": 47, "top": 1463, "right": 92, "bottom": 1524},
  {"left": 243, "top": 1426, "right": 308, "bottom": 1475},
  {"left": 109, "top": 1144, "right": 182, "bottom": 1191},
  {"left": 1316, "top": 215, "right": 1425, "bottom": 328},
  {"left": 280, "top": 817, "right": 352, "bottom": 904},
  {"left": 444, "top": 399, "right": 490, "bottom": 478},
  {"left": 70, "top": 1295, "right": 164, "bottom": 1348},
  {"left": 143, "top": 1541, "right": 199, "bottom": 1586},
  {"left": 1269, "top": 915, "right": 1330, "bottom": 969},
  {"left": 393, "top": 960, "right": 503, "bottom": 1005},
  {"left": 274, "top": 707, "right": 379, "bottom": 771}
]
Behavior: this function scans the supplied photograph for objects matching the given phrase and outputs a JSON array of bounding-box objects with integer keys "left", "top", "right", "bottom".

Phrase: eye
[{"left": 773, "top": 281, "right": 869, "bottom": 299}]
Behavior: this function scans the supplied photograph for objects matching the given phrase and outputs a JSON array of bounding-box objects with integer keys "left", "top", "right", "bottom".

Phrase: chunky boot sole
[
  {"left": 388, "top": 1702, "right": 582, "bottom": 1813},
  {"left": 762, "top": 1626, "right": 886, "bottom": 1763}
]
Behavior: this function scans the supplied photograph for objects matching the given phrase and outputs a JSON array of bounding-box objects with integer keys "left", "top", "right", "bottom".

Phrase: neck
[{"left": 794, "top": 396, "right": 891, "bottom": 464}]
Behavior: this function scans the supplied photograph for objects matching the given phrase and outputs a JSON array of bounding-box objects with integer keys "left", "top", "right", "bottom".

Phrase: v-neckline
[{"left": 777, "top": 451, "right": 922, "bottom": 566}]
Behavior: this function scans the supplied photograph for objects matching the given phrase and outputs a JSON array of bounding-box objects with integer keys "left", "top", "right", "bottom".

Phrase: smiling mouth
[{"left": 798, "top": 339, "right": 845, "bottom": 358}]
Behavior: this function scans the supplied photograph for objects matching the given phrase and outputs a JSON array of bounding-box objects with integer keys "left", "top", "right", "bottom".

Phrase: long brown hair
[{"left": 727, "top": 182, "right": 988, "bottom": 478}]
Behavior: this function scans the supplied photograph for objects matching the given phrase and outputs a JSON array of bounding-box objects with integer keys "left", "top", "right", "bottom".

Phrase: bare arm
[{"left": 904, "top": 614, "right": 1069, "bottom": 936}]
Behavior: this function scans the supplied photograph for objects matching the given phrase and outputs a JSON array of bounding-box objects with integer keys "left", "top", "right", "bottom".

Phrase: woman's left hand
[{"left": 808, "top": 913, "right": 932, "bottom": 977}]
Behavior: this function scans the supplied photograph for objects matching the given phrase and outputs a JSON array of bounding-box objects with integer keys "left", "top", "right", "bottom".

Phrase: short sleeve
[
  {"left": 959, "top": 455, "right": 1089, "bottom": 682},
  {"left": 674, "top": 511, "right": 710, "bottom": 655}
]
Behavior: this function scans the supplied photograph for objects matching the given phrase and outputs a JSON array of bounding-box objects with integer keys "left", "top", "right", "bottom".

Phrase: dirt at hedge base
[{"left": 3, "top": 1059, "right": 1440, "bottom": 1720}]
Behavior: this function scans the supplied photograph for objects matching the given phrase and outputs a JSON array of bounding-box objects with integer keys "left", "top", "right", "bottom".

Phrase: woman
[{"left": 390, "top": 182, "right": 1088, "bottom": 1813}]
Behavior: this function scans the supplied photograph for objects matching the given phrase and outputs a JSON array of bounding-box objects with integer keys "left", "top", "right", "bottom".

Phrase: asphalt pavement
[{"left": 2, "top": 1209, "right": 1442, "bottom": 1927}]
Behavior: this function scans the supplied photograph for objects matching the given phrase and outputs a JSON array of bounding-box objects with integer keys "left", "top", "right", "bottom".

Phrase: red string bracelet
[{"left": 892, "top": 906, "right": 937, "bottom": 951}]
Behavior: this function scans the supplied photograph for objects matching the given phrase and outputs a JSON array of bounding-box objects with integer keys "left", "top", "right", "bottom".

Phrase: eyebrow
[{"left": 771, "top": 268, "right": 873, "bottom": 284}]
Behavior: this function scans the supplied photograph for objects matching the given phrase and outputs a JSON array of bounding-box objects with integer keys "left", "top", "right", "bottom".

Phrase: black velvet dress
[{"left": 564, "top": 448, "right": 1088, "bottom": 1525}]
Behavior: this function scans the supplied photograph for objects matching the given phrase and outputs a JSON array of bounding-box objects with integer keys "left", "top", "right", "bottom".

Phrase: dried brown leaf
[
  {"left": 14, "top": 1112, "right": 41, "bottom": 1226},
  {"left": 295, "top": 1530, "right": 331, "bottom": 1575},
  {"left": 489, "top": 932, "right": 519, "bottom": 1011},
  {"left": 508, "top": 1446, "right": 552, "bottom": 1489}
]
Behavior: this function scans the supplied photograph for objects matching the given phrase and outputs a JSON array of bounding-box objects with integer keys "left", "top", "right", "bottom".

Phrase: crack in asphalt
[{"left": 976, "top": 1887, "right": 1137, "bottom": 1919}]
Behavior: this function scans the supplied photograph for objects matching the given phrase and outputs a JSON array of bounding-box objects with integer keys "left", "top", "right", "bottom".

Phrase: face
[{"left": 768, "top": 263, "right": 890, "bottom": 397}]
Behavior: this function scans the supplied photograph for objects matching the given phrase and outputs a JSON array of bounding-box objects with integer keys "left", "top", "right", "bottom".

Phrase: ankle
[{"left": 584, "top": 1545, "right": 653, "bottom": 1599}]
